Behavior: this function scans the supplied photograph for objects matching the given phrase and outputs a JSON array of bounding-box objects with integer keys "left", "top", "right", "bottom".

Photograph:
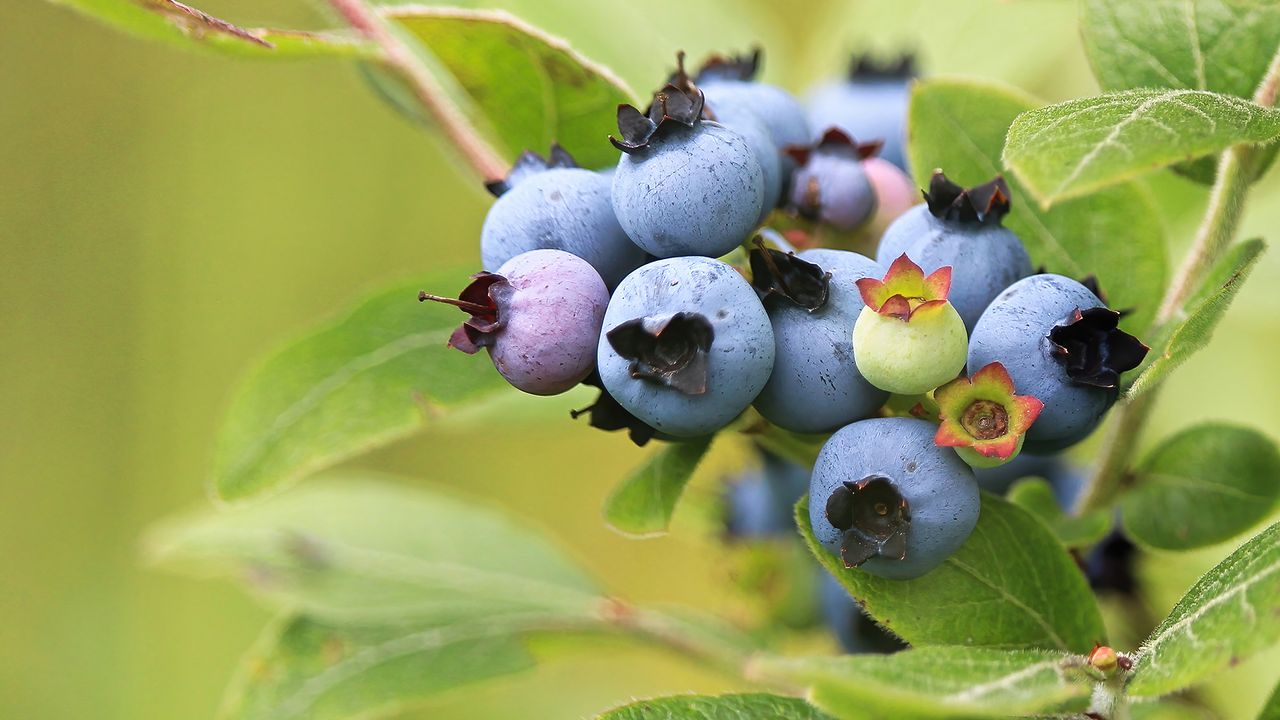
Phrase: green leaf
[
  {"left": 48, "top": 0, "right": 378, "bottom": 58},
  {"left": 147, "top": 474, "right": 601, "bottom": 624},
  {"left": 1130, "top": 701, "right": 1215, "bottom": 720},
  {"left": 219, "top": 614, "right": 535, "bottom": 720},
  {"left": 604, "top": 436, "right": 714, "bottom": 537},
  {"left": 1122, "top": 423, "right": 1280, "bottom": 551},
  {"left": 756, "top": 647, "right": 1092, "bottom": 719},
  {"left": 211, "top": 273, "right": 511, "bottom": 501},
  {"left": 1126, "top": 238, "right": 1267, "bottom": 399},
  {"left": 383, "top": 7, "right": 635, "bottom": 169},
  {"left": 1259, "top": 678, "right": 1280, "bottom": 720},
  {"left": 1008, "top": 478, "right": 1112, "bottom": 549},
  {"left": 1128, "top": 520, "right": 1280, "bottom": 697},
  {"left": 797, "top": 493, "right": 1105, "bottom": 652},
  {"left": 596, "top": 693, "right": 833, "bottom": 720},
  {"left": 908, "top": 78, "right": 1167, "bottom": 333},
  {"left": 1003, "top": 90, "right": 1280, "bottom": 206}
]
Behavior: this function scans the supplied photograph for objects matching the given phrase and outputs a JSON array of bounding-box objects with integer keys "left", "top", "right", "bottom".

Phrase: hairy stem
[
  {"left": 1075, "top": 48, "right": 1280, "bottom": 514},
  {"left": 327, "top": 0, "right": 507, "bottom": 180}
]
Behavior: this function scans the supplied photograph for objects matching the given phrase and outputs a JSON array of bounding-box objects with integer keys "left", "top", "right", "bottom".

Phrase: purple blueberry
[
  {"left": 810, "top": 417, "right": 979, "bottom": 580},
  {"left": 807, "top": 54, "right": 914, "bottom": 171},
  {"left": 787, "top": 129, "right": 880, "bottom": 230},
  {"left": 876, "top": 172, "right": 1032, "bottom": 331},
  {"left": 597, "top": 256, "right": 774, "bottom": 437},
  {"left": 751, "top": 245, "right": 888, "bottom": 433},
  {"left": 421, "top": 249, "right": 608, "bottom": 396},
  {"left": 481, "top": 146, "right": 646, "bottom": 288},
  {"left": 967, "top": 274, "right": 1149, "bottom": 453}
]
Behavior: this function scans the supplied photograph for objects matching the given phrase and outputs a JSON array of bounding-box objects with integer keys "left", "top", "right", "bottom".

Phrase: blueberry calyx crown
[
  {"left": 1047, "top": 307, "right": 1150, "bottom": 389},
  {"left": 933, "top": 362, "right": 1043, "bottom": 460},
  {"left": 923, "top": 171, "right": 1011, "bottom": 226},
  {"left": 611, "top": 83, "right": 706, "bottom": 153},
  {"left": 419, "top": 273, "right": 510, "bottom": 354},
  {"left": 693, "top": 47, "right": 761, "bottom": 84},
  {"left": 785, "top": 128, "right": 882, "bottom": 168},
  {"left": 606, "top": 312, "right": 716, "bottom": 394},
  {"left": 570, "top": 370, "right": 657, "bottom": 446},
  {"left": 749, "top": 238, "right": 831, "bottom": 311},
  {"left": 825, "top": 476, "right": 911, "bottom": 569},
  {"left": 484, "top": 144, "right": 578, "bottom": 197},
  {"left": 847, "top": 52, "right": 916, "bottom": 81}
]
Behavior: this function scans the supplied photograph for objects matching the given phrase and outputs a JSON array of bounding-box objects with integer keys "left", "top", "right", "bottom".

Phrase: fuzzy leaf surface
[
  {"left": 604, "top": 437, "right": 714, "bottom": 537},
  {"left": 596, "top": 693, "right": 833, "bottom": 720},
  {"left": 1008, "top": 479, "right": 1112, "bottom": 549}
]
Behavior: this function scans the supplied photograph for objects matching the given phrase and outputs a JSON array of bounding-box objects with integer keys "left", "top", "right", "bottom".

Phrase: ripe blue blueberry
[
  {"left": 695, "top": 49, "right": 811, "bottom": 178},
  {"left": 876, "top": 172, "right": 1032, "bottom": 332},
  {"left": 481, "top": 146, "right": 647, "bottom": 288},
  {"left": 597, "top": 256, "right": 774, "bottom": 437},
  {"left": 968, "top": 274, "right": 1149, "bottom": 453},
  {"left": 708, "top": 103, "right": 784, "bottom": 220},
  {"left": 819, "top": 574, "right": 907, "bottom": 654},
  {"left": 786, "top": 130, "right": 879, "bottom": 230},
  {"left": 807, "top": 54, "right": 914, "bottom": 170},
  {"left": 723, "top": 448, "right": 810, "bottom": 538},
  {"left": 809, "top": 417, "right": 980, "bottom": 580},
  {"left": 421, "top": 249, "right": 609, "bottom": 396},
  {"left": 751, "top": 245, "right": 888, "bottom": 433},
  {"left": 611, "top": 84, "right": 765, "bottom": 258}
]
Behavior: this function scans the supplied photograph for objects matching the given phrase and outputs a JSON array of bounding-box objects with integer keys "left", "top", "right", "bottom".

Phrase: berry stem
[
  {"left": 417, "top": 291, "right": 491, "bottom": 314},
  {"left": 326, "top": 0, "right": 508, "bottom": 181},
  {"left": 1075, "top": 43, "right": 1280, "bottom": 515}
]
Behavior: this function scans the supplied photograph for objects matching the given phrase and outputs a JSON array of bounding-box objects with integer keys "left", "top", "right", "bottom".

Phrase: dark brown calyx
[
  {"left": 923, "top": 171, "right": 1011, "bottom": 226},
  {"left": 749, "top": 237, "right": 831, "bottom": 311},
  {"left": 1048, "top": 307, "right": 1149, "bottom": 389},
  {"left": 484, "top": 144, "right": 578, "bottom": 197},
  {"left": 610, "top": 81, "right": 706, "bottom": 153},
  {"left": 1079, "top": 274, "right": 1106, "bottom": 303},
  {"left": 694, "top": 47, "right": 761, "bottom": 84},
  {"left": 606, "top": 313, "right": 715, "bottom": 394},
  {"left": 848, "top": 52, "right": 917, "bottom": 81},
  {"left": 825, "top": 476, "right": 911, "bottom": 569},
  {"left": 961, "top": 399, "right": 1009, "bottom": 440},
  {"left": 419, "top": 273, "right": 511, "bottom": 354},
  {"left": 570, "top": 371, "right": 657, "bottom": 446},
  {"left": 785, "top": 128, "right": 882, "bottom": 167}
]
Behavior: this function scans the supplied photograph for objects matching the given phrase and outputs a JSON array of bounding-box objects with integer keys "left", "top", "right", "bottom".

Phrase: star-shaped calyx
[
  {"left": 923, "top": 171, "right": 1011, "bottom": 225},
  {"left": 855, "top": 254, "right": 953, "bottom": 323},
  {"left": 847, "top": 52, "right": 917, "bottom": 81},
  {"left": 570, "top": 370, "right": 657, "bottom": 446},
  {"left": 1048, "top": 308, "right": 1149, "bottom": 389},
  {"left": 934, "top": 362, "right": 1044, "bottom": 467},
  {"left": 418, "top": 273, "right": 512, "bottom": 353},
  {"left": 693, "top": 46, "right": 762, "bottom": 83},
  {"left": 484, "top": 144, "right": 578, "bottom": 197},
  {"left": 606, "top": 312, "right": 716, "bottom": 394},
  {"left": 825, "top": 476, "right": 911, "bottom": 568},
  {"left": 748, "top": 237, "right": 831, "bottom": 311},
  {"left": 611, "top": 56, "right": 706, "bottom": 154}
]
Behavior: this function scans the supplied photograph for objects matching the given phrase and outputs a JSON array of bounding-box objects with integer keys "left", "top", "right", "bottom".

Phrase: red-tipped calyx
[
  {"left": 934, "top": 362, "right": 1043, "bottom": 462},
  {"left": 855, "top": 254, "right": 953, "bottom": 322}
]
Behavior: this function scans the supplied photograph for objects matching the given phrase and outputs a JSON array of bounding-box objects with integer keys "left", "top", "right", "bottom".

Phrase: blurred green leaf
[
  {"left": 1003, "top": 90, "right": 1280, "bottom": 206},
  {"left": 383, "top": 6, "right": 635, "bottom": 169},
  {"left": 1259, "top": 678, "right": 1280, "bottom": 720},
  {"left": 49, "top": 0, "right": 378, "bottom": 58},
  {"left": 220, "top": 614, "right": 536, "bottom": 720},
  {"left": 1127, "top": 238, "right": 1267, "bottom": 399},
  {"left": 1129, "top": 701, "right": 1215, "bottom": 720},
  {"left": 1008, "top": 478, "right": 1112, "bottom": 549},
  {"left": 797, "top": 493, "right": 1105, "bottom": 652},
  {"left": 1128, "top": 520, "right": 1280, "bottom": 697},
  {"left": 211, "top": 273, "right": 512, "bottom": 500},
  {"left": 148, "top": 474, "right": 601, "bottom": 624},
  {"left": 604, "top": 437, "right": 714, "bottom": 537},
  {"left": 1122, "top": 423, "right": 1280, "bottom": 551},
  {"left": 908, "top": 78, "right": 1167, "bottom": 333},
  {"left": 596, "top": 693, "right": 832, "bottom": 720},
  {"left": 755, "top": 647, "right": 1091, "bottom": 719}
]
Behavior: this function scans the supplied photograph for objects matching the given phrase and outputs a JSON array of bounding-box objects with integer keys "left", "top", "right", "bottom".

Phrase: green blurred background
[{"left": 2, "top": 0, "right": 1278, "bottom": 717}]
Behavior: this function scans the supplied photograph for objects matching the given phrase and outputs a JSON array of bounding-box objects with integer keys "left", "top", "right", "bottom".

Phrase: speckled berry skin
[
  {"left": 863, "top": 157, "right": 919, "bottom": 237},
  {"left": 597, "top": 257, "right": 774, "bottom": 437},
  {"left": 709, "top": 104, "right": 784, "bottom": 218},
  {"left": 807, "top": 79, "right": 909, "bottom": 170},
  {"left": 809, "top": 418, "right": 979, "bottom": 580},
  {"left": 612, "top": 123, "right": 764, "bottom": 258},
  {"left": 481, "top": 168, "right": 646, "bottom": 289},
  {"left": 724, "top": 451, "right": 811, "bottom": 538},
  {"left": 754, "top": 249, "right": 888, "bottom": 433},
  {"left": 488, "top": 249, "right": 609, "bottom": 395},
  {"left": 876, "top": 205, "right": 1033, "bottom": 331},
  {"left": 702, "top": 80, "right": 811, "bottom": 175},
  {"left": 968, "top": 274, "right": 1114, "bottom": 453},
  {"left": 790, "top": 152, "right": 877, "bottom": 230}
]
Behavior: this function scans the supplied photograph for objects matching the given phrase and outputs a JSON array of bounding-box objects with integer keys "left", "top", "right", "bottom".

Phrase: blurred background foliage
[{"left": 2, "top": 0, "right": 1278, "bottom": 717}]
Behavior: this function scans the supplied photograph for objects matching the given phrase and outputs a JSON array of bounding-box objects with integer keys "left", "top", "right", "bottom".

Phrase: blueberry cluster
[{"left": 423, "top": 49, "right": 1150, "bottom": 583}]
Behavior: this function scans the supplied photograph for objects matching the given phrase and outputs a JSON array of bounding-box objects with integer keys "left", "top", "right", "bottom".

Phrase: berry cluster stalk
[
  {"left": 1075, "top": 44, "right": 1280, "bottom": 514},
  {"left": 327, "top": 0, "right": 508, "bottom": 181}
]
